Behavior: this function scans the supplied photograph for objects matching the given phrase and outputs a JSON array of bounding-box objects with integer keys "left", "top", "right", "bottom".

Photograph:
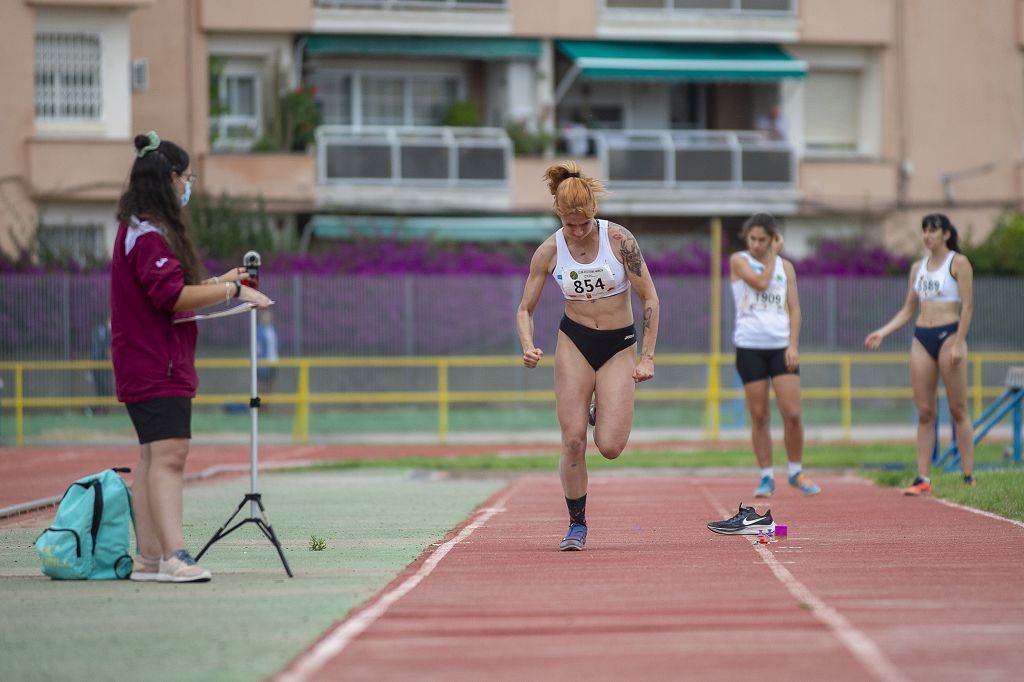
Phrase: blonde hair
[{"left": 542, "top": 160, "right": 605, "bottom": 218}]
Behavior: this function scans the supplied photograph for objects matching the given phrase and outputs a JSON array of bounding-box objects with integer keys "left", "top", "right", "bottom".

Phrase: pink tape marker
[{"left": 774, "top": 524, "right": 788, "bottom": 537}]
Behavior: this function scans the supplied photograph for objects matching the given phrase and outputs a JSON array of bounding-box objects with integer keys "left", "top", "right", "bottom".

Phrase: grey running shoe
[
  {"left": 707, "top": 504, "right": 775, "bottom": 536},
  {"left": 559, "top": 522, "right": 588, "bottom": 551}
]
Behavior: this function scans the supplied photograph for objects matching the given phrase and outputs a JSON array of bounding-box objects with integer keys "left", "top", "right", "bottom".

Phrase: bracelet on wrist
[{"left": 233, "top": 280, "right": 242, "bottom": 298}]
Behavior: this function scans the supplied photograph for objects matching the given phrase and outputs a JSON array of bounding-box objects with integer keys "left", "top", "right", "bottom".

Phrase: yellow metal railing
[{"left": 2, "top": 353, "right": 1023, "bottom": 447}]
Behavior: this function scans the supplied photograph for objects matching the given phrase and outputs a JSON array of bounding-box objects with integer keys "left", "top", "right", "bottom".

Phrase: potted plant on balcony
[
  {"left": 282, "top": 84, "right": 321, "bottom": 153},
  {"left": 441, "top": 100, "right": 482, "bottom": 128},
  {"left": 505, "top": 118, "right": 554, "bottom": 157}
]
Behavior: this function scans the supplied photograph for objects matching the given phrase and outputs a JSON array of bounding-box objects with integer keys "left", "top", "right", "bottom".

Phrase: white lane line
[
  {"left": 929, "top": 497, "right": 1024, "bottom": 530},
  {"left": 698, "top": 486, "right": 909, "bottom": 682},
  {"left": 276, "top": 484, "right": 517, "bottom": 682}
]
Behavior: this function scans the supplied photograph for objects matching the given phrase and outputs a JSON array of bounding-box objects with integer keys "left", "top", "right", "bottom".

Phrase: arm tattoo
[
  {"left": 643, "top": 306, "right": 652, "bottom": 332},
  {"left": 620, "top": 238, "right": 644, "bottom": 277}
]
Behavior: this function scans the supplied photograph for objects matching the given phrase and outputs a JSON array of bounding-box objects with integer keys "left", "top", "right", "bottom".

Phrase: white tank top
[
  {"left": 731, "top": 252, "right": 790, "bottom": 349},
  {"left": 552, "top": 219, "right": 631, "bottom": 302},
  {"left": 914, "top": 252, "right": 960, "bottom": 303}
]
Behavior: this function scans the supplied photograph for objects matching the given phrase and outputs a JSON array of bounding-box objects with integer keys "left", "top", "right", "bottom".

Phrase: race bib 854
[{"left": 561, "top": 265, "right": 617, "bottom": 299}]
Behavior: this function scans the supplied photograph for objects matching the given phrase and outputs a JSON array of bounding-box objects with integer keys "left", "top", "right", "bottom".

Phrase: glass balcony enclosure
[
  {"left": 590, "top": 129, "right": 794, "bottom": 188},
  {"left": 315, "top": 0, "right": 506, "bottom": 9},
  {"left": 316, "top": 125, "right": 511, "bottom": 185},
  {"left": 602, "top": 0, "right": 795, "bottom": 14}
]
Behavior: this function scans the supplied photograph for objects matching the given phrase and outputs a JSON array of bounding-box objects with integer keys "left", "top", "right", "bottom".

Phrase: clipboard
[{"left": 173, "top": 300, "right": 274, "bottom": 324}]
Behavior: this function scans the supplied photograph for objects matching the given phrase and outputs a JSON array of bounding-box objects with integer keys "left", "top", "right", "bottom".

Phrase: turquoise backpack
[{"left": 35, "top": 468, "right": 134, "bottom": 580}]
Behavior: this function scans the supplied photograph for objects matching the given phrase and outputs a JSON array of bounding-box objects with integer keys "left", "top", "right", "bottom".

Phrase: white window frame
[
  {"left": 212, "top": 61, "right": 264, "bottom": 151},
  {"left": 559, "top": 80, "right": 634, "bottom": 130},
  {"left": 34, "top": 8, "right": 131, "bottom": 139},
  {"left": 37, "top": 223, "right": 107, "bottom": 265},
  {"left": 312, "top": 64, "right": 466, "bottom": 128},
  {"left": 36, "top": 202, "right": 118, "bottom": 265},
  {"left": 316, "top": 0, "right": 507, "bottom": 9},
  {"left": 788, "top": 46, "right": 881, "bottom": 159},
  {"left": 803, "top": 70, "right": 861, "bottom": 153},
  {"left": 35, "top": 32, "right": 103, "bottom": 121}
]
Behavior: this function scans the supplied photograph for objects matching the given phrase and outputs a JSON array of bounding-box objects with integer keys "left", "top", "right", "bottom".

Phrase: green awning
[
  {"left": 311, "top": 215, "right": 557, "bottom": 242},
  {"left": 305, "top": 35, "right": 542, "bottom": 61},
  {"left": 556, "top": 40, "right": 807, "bottom": 81}
]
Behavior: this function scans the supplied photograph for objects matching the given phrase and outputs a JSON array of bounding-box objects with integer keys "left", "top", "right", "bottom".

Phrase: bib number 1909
[{"left": 755, "top": 290, "right": 782, "bottom": 306}]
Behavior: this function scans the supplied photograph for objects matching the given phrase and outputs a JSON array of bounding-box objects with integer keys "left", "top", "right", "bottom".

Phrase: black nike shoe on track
[{"left": 707, "top": 503, "right": 775, "bottom": 535}]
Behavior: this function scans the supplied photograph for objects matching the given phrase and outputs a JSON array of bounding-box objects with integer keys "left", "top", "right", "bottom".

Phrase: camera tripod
[{"left": 195, "top": 251, "right": 292, "bottom": 577}]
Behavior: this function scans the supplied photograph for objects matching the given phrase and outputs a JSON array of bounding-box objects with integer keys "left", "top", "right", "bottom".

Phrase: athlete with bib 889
[{"left": 865, "top": 213, "right": 976, "bottom": 494}]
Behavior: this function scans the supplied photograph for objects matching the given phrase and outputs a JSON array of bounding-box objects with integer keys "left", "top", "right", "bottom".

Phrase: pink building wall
[{"left": 2, "top": 0, "right": 1023, "bottom": 258}]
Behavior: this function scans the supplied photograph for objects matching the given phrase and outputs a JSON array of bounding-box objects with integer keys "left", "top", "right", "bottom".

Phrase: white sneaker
[
  {"left": 158, "top": 549, "right": 212, "bottom": 583},
  {"left": 129, "top": 554, "right": 160, "bottom": 582}
]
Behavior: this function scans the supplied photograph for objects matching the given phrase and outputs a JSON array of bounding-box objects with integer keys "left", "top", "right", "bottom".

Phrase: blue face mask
[{"left": 179, "top": 179, "right": 192, "bottom": 207}]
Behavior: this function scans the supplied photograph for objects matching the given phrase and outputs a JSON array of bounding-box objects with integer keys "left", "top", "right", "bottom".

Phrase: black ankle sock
[{"left": 566, "top": 494, "right": 587, "bottom": 526}]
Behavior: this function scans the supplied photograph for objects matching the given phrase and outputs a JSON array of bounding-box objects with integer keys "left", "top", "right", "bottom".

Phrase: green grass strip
[
  {"left": 0, "top": 471, "right": 504, "bottom": 682},
  {"left": 864, "top": 468, "right": 1024, "bottom": 522},
  {"left": 284, "top": 442, "right": 1024, "bottom": 521}
]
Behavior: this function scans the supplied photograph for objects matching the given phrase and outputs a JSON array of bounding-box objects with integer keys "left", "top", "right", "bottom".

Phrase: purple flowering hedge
[
  {"left": 14, "top": 237, "right": 1006, "bottom": 360},
  {"left": 229, "top": 238, "right": 911, "bottom": 278}
]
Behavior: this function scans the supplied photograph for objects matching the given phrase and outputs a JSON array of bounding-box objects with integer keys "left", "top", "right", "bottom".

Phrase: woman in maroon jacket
[{"left": 112, "top": 131, "right": 271, "bottom": 583}]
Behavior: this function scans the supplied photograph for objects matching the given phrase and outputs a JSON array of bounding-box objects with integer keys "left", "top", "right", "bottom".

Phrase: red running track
[{"left": 278, "top": 473, "right": 1024, "bottom": 682}]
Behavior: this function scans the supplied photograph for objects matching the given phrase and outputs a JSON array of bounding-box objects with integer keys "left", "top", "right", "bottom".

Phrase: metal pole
[
  {"left": 1014, "top": 393, "right": 1022, "bottom": 464},
  {"left": 250, "top": 306, "right": 259, "bottom": 517},
  {"left": 404, "top": 276, "right": 415, "bottom": 356},
  {"left": 708, "top": 217, "right": 722, "bottom": 439},
  {"left": 710, "top": 217, "right": 722, "bottom": 358}
]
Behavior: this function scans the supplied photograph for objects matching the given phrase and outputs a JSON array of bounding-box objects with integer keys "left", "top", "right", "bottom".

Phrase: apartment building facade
[{"left": 2, "top": 0, "right": 1023, "bottom": 261}]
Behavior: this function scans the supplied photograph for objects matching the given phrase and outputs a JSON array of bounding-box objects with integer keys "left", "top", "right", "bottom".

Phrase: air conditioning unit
[{"left": 131, "top": 59, "right": 148, "bottom": 92}]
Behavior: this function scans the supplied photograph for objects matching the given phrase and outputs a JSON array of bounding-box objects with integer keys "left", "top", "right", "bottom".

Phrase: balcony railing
[
  {"left": 315, "top": 126, "right": 512, "bottom": 185},
  {"left": 590, "top": 129, "right": 795, "bottom": 188},
  {"left": 209, "top": 115, "right": 260, "bottom": 152},
  {"left": 603, "top": 0, "right": 795, "bottom": 15},
  {"left": 316, "top": 0, "right": 507, "bottom": 10}
]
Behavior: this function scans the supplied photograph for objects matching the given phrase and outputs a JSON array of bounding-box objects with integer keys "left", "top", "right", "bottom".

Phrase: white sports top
[
  {"left": 552, "top": 219, "right": 630, "bottom": 302},
  {"left": 913, "top": 252, "right": 960, "bottom": 303},
  {"left": 731, "top": 252, "right": 790, "bottom": 349}
]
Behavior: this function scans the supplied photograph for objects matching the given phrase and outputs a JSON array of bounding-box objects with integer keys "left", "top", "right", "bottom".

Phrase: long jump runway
[{"left": 279, "top": 472, "right": 1024, "bottom": 682}]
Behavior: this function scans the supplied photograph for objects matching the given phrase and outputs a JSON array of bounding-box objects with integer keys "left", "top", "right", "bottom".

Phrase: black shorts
[
  {"left": 559, "top": 315, "right": 637, "bottom": 371},
  {"left": 125, "top": 397, "right": 192, "bottom": 444},
  {"left": 735, "top": 347, "right": 798, "bottom": 385}
]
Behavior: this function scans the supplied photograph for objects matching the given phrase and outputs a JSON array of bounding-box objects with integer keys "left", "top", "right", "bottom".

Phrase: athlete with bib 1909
[
  {"left": 730, "top": 213, "right": 820, "bottom": 499},
  {"left": 517, "top": 161, "right": 660, "bottom": 551},
  {"left": 865, "top": 213, "right": 976, "bottom": 494}
]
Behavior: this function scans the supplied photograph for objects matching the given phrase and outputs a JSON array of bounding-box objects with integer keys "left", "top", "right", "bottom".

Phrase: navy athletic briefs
[{"left": 913, "top": 322, "right": 958, "bottom": 361}]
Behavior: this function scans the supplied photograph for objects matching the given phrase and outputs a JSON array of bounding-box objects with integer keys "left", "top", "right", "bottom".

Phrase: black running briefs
[
  {"left": 559, "top": 315, "right": 637, "bottom": 371},
  {"left": 735, "top": 347, "right": 798, "bottom": 384}
]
